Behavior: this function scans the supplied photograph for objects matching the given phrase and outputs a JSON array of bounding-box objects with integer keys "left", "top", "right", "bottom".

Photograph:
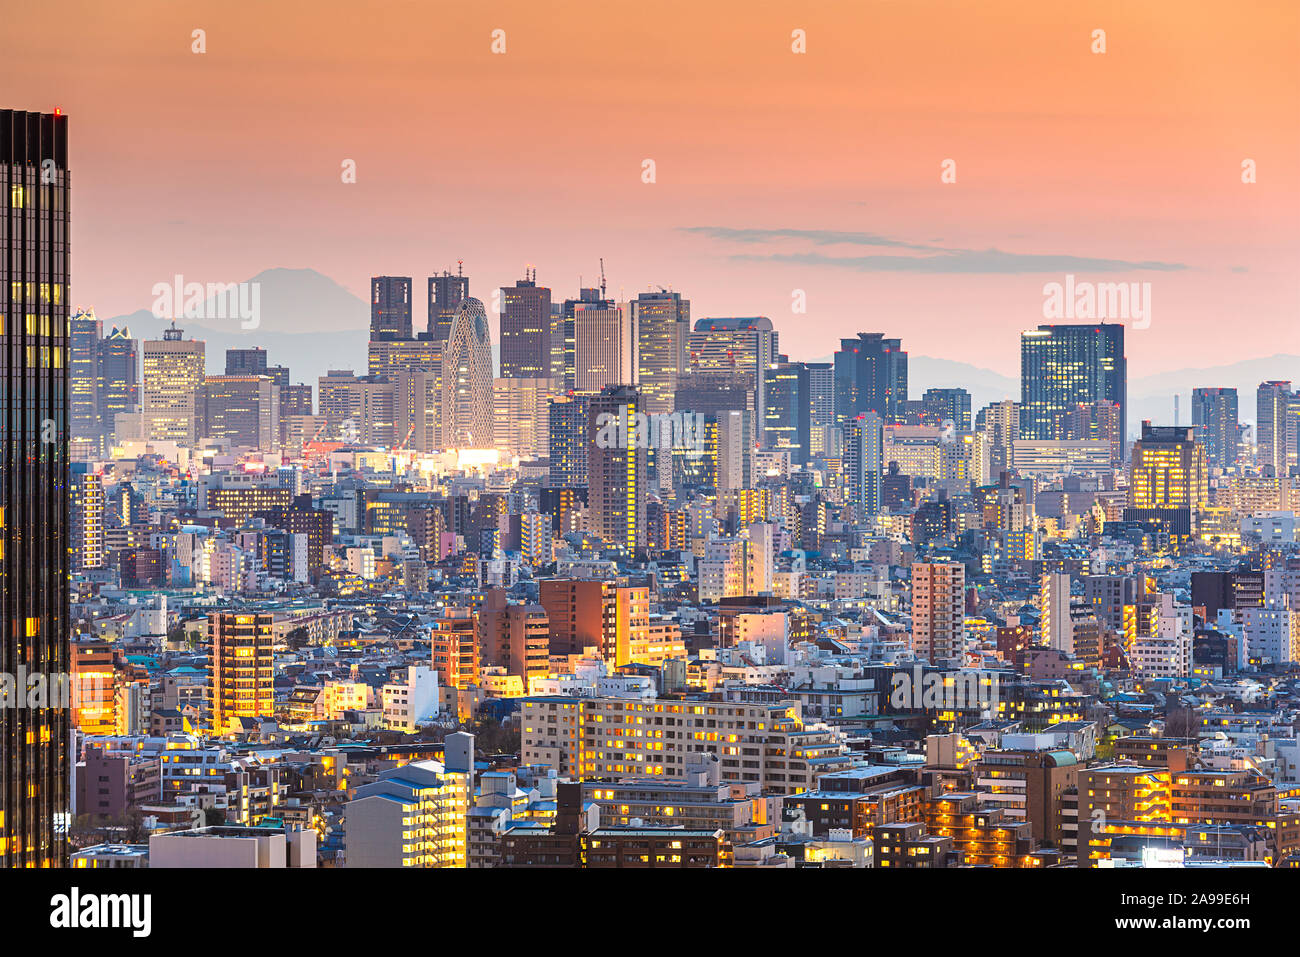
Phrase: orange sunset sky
[{"left": 4, "top": 0, "right": 1298, "bottom": 377}]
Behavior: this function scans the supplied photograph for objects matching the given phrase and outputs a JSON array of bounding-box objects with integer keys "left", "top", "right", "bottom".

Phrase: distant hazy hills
[
  {"left": 827, "top": 353, "right": 1300, "bottom": 435},
  {"left": 103, "top": 267, "right": 1297, "bottom": 434}
]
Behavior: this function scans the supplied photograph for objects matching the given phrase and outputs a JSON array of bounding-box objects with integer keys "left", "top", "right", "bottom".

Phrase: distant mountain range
[
  {"left": 906, "top": 354, "right": 1300, "bottom": 434},
  {"left": 814, "top": 354, "right": 1300, "bottom": 435},
  {"left": 104, "top": 267, "right": 371, "bottom": 386},
  {"left": 104, "top": 267, "right": 1297, "bottom": 435}
]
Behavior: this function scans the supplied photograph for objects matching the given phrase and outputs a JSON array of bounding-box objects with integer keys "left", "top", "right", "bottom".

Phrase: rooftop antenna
[{"left": 457, "top": 260, "right": 463, "bottom": 278}]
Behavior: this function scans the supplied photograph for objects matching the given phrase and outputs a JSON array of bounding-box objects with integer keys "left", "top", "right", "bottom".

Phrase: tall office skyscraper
[
  {"left": 688, "top": 317, "right": 778, "bottom": 420},
  {"left": 587, "top": 385, "right": 646, "bottom": 550},
  {"left": 806, "top": 361, "right": 835, "bottom": 456},
  {"left": 548, "top": 393, "right": 590, "bottom": 489},
  {"left": 69, "top": 306, "right": 103, "bottom": 459},
  {"left": 441, "top": 298, "right": 494, "bottom": 448},
  {"left": 922, "top": 388, "right": 972, "bottom": 431},
  {"left": 70, "top": 310, "right": 140, "bottom": 458},
  {"left": 1, "top": 108, "right": 71, "bottom": 866},
  {"left": 1020, "top": 323, "right": 1126, "bottom": 444},
  {"left": 201, "top": 375, "right": 279, "bottom": 449},
  {"left": 1191, "top": 387, "right": 1239, "bottom": 470},
  {"left": 428, "top": 267, "right": 469, "bottom": 341},
  {"left": 1124, "top": 422, "right": 1208, "bottom": 540},
  {"left": 631, "top": 289, "right": 690, "bottom": 415},
  {"left": 225, "top": 346, "right": 268, "bottom": 376},
  {"left": 499, "top": 271, "right": 552, "bottom": 378},
  {"left": 844, "top": 411, "right": 884, "bottom": 519},
  {"left": 370, "top": 276, "right": 413, "bottom": 341},
  {"left": 574, "top": 300, "right": 628, "bottom": 393},
  {"left": 1256, "top": 381, "right": 1298, "bottom": 476},
  {"left": 142, "top": 324, "right": 206, "bottom": 445},
  {"left": 763, "top": 360, "right": 812, "bottom": 465},
  {"left": 493, "top": 376, "right": 559, "bottom": 460},
  {"left": 834, "top": 333, "right": 908, "bottom": 426},
  {"left": 97, "top": 325, "right": 138, "bottom": 446}
]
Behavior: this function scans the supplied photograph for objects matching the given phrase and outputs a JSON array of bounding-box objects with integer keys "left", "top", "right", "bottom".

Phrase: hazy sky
[{"left": 6, "top": 0, "right": 1298, "bottom": 376}]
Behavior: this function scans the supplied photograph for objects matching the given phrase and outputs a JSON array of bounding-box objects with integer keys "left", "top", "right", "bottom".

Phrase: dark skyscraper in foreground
[
  {"left": 1, "top": 108, "right": 70, "bottom": 866},
  {"left": 370, "top": 276, "right": 413, "bottom": 341},
  {"left": 1020, "top": 323, "right": 1126, "bottom": 444}
]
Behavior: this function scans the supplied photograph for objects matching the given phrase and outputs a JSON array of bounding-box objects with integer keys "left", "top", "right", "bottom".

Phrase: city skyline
[
  {"left": 9, "top": 0, "right": 1300, "bottom": 905},
  {"left": 3, "top": 0, "right": 1298, "bottom": 379}
]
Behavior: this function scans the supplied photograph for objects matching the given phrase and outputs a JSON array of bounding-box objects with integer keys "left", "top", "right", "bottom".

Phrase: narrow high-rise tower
[
  {"left": 441, "top": 297, "right": 494, "bottom": 448},
  {"left": 1, "top": 108, "right": 71, "bottom": 867},
  {"left": 370, "top": 276, "right": 413, "bottom": 341},
  {"left": 499, "top": 270, "right": 552, "bottom": 378}
]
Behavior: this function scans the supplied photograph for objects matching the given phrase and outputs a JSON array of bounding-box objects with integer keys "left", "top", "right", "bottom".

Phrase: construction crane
[
  {"left": 599, "top": 258, "right": 606, "bottom": 298},
  {"left": 396, "top": 424, "right": 416, "bottom": 451}
]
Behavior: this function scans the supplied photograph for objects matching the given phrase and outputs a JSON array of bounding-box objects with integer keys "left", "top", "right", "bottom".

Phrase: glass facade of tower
[
  {"left": 1191, "top": 387, "right": 1239, "bottom": 470},
  {"left": 1019, "top": 323, "right": 1126, "bottom": 444},
  {"left": 763, "top": 360, "right": 811, "bottom": 465},
  {"left": 0, "top": 108, "right": 71, "bottom": 867},
  {"left": 631, "top": 290, "right": 690, "bottom": 416},
  {"left": 833, "top": 333, "right": 907, "bottom": 427}
]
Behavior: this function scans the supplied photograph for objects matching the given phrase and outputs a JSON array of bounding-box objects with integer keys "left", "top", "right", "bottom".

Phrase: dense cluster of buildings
[{"left": 5, "top": 107, "right": 1300, "bottom": 871}]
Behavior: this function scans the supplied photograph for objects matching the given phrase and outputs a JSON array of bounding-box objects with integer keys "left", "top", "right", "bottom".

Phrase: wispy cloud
[
  {"left": 681, "top": 226, "right": 1188, "bottom": 274},
  {"left": 680, "top": 226, "right": 938, "bottom": 252}
]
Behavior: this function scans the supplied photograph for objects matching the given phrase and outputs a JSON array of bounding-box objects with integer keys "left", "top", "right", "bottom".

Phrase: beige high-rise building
[
  {"left": 366, "top": 338, "right": 445, "bottom": 451},
  {"left": 519, "top": 695, "right": 851, "bottom": 793},
  {"left": 367, "top": 336, "right": 442, "bottom": 379},
  {"left": 493, "top": 376, "right": 560, "bottom": 460},
  {"left": 392, "top": 369, "right": 441, "bottom": 452},
  {"left": 574, "top": 303, "right": 628, "bottom": 393},
  {"left": 978, "top": 399, "right": 1020, "bottom": 475},
  {"left": 318, "top": 369, "right": 361, "bottom": 437},
  {"left": 911, "top": 562, "right": 966, "bottom": 662},
  {"left": 1040, "top": 572, "right": 1072, "bottom": 652},
  {"left": 142, "top": 324, "right": 205, "bottom": 445},
  {"left": 631, "top": 290, "right": 689, "bottom": 415},
  {"left": 201, "top": 374, "right": 279, "bottom": 450}
]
